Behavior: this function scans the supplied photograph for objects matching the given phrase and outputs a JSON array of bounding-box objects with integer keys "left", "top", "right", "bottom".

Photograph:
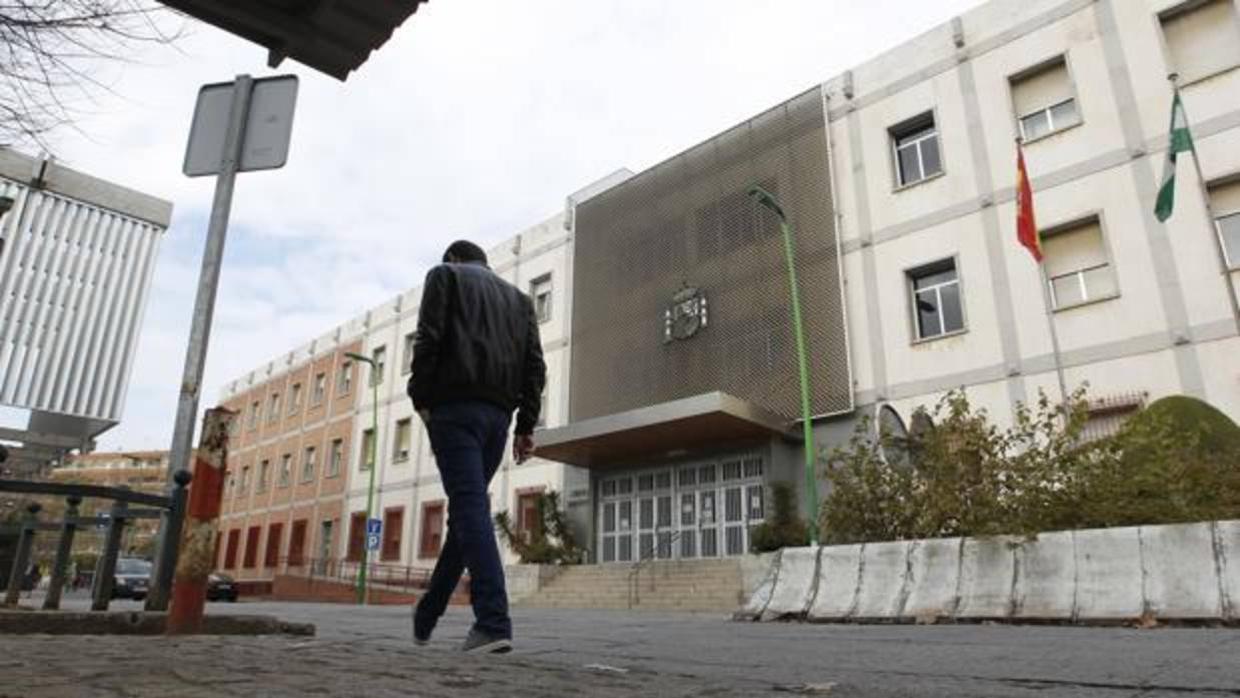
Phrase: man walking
[{"left": 408, "top": 240, "right": 546, "bottom": 654}]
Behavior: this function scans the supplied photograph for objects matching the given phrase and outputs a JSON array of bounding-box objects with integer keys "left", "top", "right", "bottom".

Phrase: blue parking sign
[
  {"left": 366, "top": 533, "right": 381, "bottom": 551},
  {"left": 366, "top": 518, "right": 382, "bottom": 535}
]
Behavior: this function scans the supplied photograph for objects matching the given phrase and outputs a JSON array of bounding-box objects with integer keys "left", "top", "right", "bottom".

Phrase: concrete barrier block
[
  {"left": 761, "top": 547, "right": 818, "bottom": 619},
  {"left": 1142, "top": 522, "right": 1222, "bottom": 619},
  {"left": 955, "top": 536, "right": 1018, "bottom": 619},
  {"left": 902, "top": 537, "right": 963, "bottom": 621},
  {"left": 736, "top": 550, "right": 781, "bottom": 620},
  {"left": 807, "top": 543, "right": 863, "bottom": 620},
  {"left": 1014, "top": 530, "right": 1075, "bottom": 620},
  {"left": 853, "top": 541, "right": 914, "bottom": 619},
  {"left": 1074, "top": 526, "right": 1143, "bottom": 620},
  {"left": 1215, "top": 520, "right": 1240, "bottom": 620}
]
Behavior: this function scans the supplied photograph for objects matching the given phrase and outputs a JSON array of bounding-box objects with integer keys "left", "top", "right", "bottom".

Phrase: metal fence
[{"left": 0, "top": 473, "right": 189, "bottom": 611}]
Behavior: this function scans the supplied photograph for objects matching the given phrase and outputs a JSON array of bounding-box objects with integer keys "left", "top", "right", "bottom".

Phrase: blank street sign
[{"left": 183, "top": 75, "right": 299, "bottom": 177}]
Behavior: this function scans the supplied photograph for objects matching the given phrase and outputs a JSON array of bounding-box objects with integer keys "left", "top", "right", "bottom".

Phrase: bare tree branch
[{"left": 0, "top": 1, "right": 183, "bottom": 151}]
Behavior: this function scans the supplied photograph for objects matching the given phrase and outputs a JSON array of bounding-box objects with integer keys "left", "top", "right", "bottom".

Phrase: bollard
[
  {"left": 167, "top": 408, "right": 234, "bottom": 634},
  {"left": 4, "top": 503, "right": 41, "bottom": 606},
  {"left": 43, "top": 495, "right": 82, "bottom": 610},
  {"left": 146, "top": 470, "right": 191, "bottom": 612},
  {"left": 91, "top": 499, "right": 129, "bottom": 612}
]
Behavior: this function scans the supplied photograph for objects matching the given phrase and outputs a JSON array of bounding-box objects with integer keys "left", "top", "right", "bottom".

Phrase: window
[
  {"left": 1160, "top": 0, "right": 1240, "bottom": 85},
  {"left": 530, "top": 274, "right": 553, "bottom": 323},
  {"left": 536, "top": 386, "right": 548, "bottom": 428},
  {"left": 243, "top": 526, "right": 260, "bottom": 568},
  {"left": 239, "top": 465, "right": 251, "bottom": 493},
  {"left": 370, "top": 346, "right": 386, "bottom": 387},
  {"left": 267, "top": 392, "right": 281, "bottom": 423},
  {"left": 1211, "top": 180, "right": 1240, "bottom": 269},
  {"left": 419, "top": 501, "right": 445, "bottom": 559},
  {"left": 908, "top": 258, "right": 965, "bottom": 341},
  {"left": 278, "top": 454, "right": 292, "bottom": 487},
  {"left": 311, "top": 373, "right": 327, "bottom": 406},
  {"left": 1042, "top": 218, "right": 1118, "bottom": 310},
  {"left": 264, "top": 523, "right": 283, "bottom": 568},
  {"left": 891, "top": 112, "right": 942, "bottom": 187},
  {"left": 224, "top": 529, "right": 240, "bottom": 569},
  {"left": 381, "top": 507, "right": 404, "bottom": 561},
  {"left": 360, "top": 429, "right": 375, "bottom": 471},
  {"left": 288, "top": 519, "right": 308, "bottom": 567},
  {"left": 257, "top": 460, "right": 269, "bottom": 492},
  {"left": 402, "top": 332, "right": 416, "bottom": 375},
  {"left": 393, "top": 418, "right": 412, "bottom": 462},
  {"left": 327, "top": 439, "right": 344, "bottom": 478},
  {"left": 288, "top": 383, "right": 302, "bottom": 415},
  {"left": 337, "top": 361, "right": 352, "bottom": 395},
  {"left": 301, "top": 446, "right": 317, "bottom": 482},
  {"left": 249, "top": 401, "right": 260, "bottom": 429},
  {"left": 347, "top": 512, "right": 366, "bottom": 562},
  {"left": 515, "top": 491, "right": 543, "bottom": 542},
  {"left": 1081, "top": 392, "right": 1147, "bottom": 442},
  {"left": 1011, "top": 58, "right": 1080, "bottom": 141}
]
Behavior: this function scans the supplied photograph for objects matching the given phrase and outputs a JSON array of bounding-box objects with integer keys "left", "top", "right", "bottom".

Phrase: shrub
[
  {"left": 818, "top": 388, "right": 1240, "bottom": 545},
  {"left": 495, "top": 490, "right": 584, "bottom": 565},
  {"left": 749, "top": 482, "right": 811, "bottom": 553}
]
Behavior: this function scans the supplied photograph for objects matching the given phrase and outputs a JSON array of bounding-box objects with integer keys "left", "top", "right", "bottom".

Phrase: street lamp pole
[
  {"left": 345, "top": 352, "right": 379, "bottom": 604},
  {"left": 748, "top": 186, "right": 819, "bottom": 545}
]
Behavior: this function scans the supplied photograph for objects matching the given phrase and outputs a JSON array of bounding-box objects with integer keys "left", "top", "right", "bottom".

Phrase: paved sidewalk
[{"left": 0, "top": 634, "right": 799, "bottom": 698}]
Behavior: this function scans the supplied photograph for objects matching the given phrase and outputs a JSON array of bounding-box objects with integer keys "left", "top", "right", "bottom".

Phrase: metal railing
[
  {"left": 0, "top": 472, "right": 191, "bottom": 612},
  {"left": 226, "top": 556, "right": 467, "bottom": 602},
  {"left": 627, "top": 528, "right": 682, "bottom": 609}
]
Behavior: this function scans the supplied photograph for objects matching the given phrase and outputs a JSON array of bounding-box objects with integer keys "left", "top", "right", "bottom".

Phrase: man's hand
[{"left": 513, "top": 433, "right": 535, "bottom": 464}]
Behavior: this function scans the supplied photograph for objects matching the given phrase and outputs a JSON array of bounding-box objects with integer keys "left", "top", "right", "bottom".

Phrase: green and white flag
[{"left": 1155, "top": 90, "right": 1195, "bottom": 223}]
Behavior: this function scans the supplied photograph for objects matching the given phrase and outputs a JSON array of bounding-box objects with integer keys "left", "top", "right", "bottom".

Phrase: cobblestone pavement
[
  {"left": 0, "top": 634, "right": 797, "bottom": 697},
  {"left": 8, "top": 595, "right": 1240, "bottom": 696}
]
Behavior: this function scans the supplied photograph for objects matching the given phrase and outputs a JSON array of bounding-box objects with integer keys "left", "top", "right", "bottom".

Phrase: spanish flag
[{"left": 1016, "top": 141, "right": 1041, "bottom": 262}]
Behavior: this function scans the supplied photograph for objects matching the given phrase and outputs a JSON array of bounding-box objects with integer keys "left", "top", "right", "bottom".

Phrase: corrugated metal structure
[
  {"left": 160, "top": 0, "right": 430, "bottom": 81},
  {"left": 568, "top": 86, "right": 852, "bottom": 424},
  {"left": 0, "top": 149, "right": 172, "bottom": 474}
]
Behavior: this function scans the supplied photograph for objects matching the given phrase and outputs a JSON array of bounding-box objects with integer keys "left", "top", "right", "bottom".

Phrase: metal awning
[
  {"left": 535, "top": 392, "right": 797, "bottom": 470},
  {"left": 160, "top": 0, "right": 430, "bottom": 81}
]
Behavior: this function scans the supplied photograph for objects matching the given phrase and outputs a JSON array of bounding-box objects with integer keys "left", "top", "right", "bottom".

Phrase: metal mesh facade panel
[
  {"left": 570, "top": 87, "right": 851, "bottom": 422},
  {"left": 0, "top": 177, "right": 164, "bottom": 424}
]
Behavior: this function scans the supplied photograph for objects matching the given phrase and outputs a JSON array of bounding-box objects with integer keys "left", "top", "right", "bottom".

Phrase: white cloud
[{"left": 38, "top": 0, "right": 984, "bottom": 450}]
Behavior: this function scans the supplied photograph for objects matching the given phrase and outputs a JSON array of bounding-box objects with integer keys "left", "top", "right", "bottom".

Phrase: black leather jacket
[{"left": 407, "top": 262, "right": 546, "bottom": 435}]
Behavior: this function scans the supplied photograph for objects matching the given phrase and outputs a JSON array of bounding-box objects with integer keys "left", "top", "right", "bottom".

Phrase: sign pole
[{"left": 148, "top": 75, "right": 253, "bottom": 612}]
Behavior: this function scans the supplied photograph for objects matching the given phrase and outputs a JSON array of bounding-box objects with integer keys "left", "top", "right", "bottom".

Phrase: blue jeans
[{"left": 415, "top": 400, "right": 512, "bottom": 639}]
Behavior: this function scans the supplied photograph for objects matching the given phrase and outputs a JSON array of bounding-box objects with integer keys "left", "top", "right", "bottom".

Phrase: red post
[{"left": 167, "top": 408, "right": 235, "bottom": 634}]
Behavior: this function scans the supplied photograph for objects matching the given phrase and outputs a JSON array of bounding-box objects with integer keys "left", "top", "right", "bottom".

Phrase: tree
[
  {"left": 494, "top": 490, "right": 584, "bottom": 565},
  {"left": 0, "top": 1, "right": 181, "bottom": 148}
]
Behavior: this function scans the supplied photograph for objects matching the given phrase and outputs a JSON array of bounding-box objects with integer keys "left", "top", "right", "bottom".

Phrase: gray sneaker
[{"left": 460, "top": 628, "right": 512, "bottom": 654}]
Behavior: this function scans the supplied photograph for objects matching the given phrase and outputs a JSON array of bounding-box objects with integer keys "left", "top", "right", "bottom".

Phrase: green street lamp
[
  {"left": 747, "top": 186, "right": 819, "bottom": 545},
  {"left": 345, "top": 351, "right": 380, "bottom": 604}
]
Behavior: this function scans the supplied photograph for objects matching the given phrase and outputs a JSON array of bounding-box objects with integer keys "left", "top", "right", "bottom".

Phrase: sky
[{"left": 34, "top": 0, "right": 983, "bottom": 451}]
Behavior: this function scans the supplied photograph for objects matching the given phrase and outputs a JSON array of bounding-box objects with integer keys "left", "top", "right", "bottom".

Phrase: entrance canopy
[
  {"left": 536, "top": 392, "right": 797, "bottom": 470},
  {"left": 161, "top": 0, "right": 429, "bottom": 81}
]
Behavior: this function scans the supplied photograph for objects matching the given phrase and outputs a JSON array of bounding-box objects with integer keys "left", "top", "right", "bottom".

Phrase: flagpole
[
  {"left": 1168, "top": 73, "right": 1240, "bottom": 335},
  {"left": 1038, "top": 260, "right": 1070, "bottom": 405},
  {"left": 1018, "top": 136, "right": 1070, "bottom": 404}
]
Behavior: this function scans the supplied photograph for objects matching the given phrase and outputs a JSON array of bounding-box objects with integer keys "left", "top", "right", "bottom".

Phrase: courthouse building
[{"left": 215, "top": 0, "right": 1240, "bottom": 584}]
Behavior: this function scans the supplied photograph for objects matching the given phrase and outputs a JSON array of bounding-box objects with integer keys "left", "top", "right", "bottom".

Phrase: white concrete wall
[{"left": 741, "top": 520, "right": 1240, "bottom": 623}]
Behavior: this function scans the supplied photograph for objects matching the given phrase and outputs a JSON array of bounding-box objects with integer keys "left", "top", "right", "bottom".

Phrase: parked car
[
  {"left": 112, "top": 558, "right": 151, "bottom": 600},
  {"left": 206, "top": 573, "right": 238, "bottom": 602}
]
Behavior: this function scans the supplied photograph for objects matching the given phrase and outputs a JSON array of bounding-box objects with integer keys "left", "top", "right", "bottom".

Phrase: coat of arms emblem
[{"left": 663, "top": 286, "right": 708, "bottom": 343}]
